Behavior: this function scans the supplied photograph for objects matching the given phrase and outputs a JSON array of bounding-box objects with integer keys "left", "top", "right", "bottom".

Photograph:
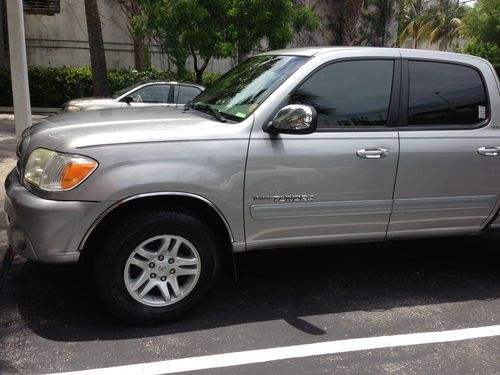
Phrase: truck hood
[{"left": 28, "top": 106, "right": 248, "bottom": 152}]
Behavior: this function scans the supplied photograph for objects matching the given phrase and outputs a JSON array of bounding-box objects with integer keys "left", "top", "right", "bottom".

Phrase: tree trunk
[
  {"left": 342, "top": 0, "right": 364, "bottom": 46},
  {"left": 383, "top": 0, "right": 399, "bottom": 47},
  {"left": 237, "top": 43, "right": 247, "bottom": 64},
  {"left": 125, "top": 0, "right": 146, "bottom": 71},
  {"left": 84, "top": 0, "right": 109, "bottom": 97},
  {"left": 194, "top": 58, "right": 210, "bottom": 84},
  {"left": 133, "top": 35, "right": 145, "bottom": 71},
  {"left": 191, "top": 49, "right": 210, "bottom": 84}
]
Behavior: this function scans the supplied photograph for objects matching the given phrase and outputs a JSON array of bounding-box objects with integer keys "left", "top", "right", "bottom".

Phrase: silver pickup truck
[{"left": 5, "top": 47, "right": 500, "bottom": 322}]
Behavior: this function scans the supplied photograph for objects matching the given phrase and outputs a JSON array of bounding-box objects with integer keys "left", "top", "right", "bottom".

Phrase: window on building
[
  {"left": 23, "top": 0, "right": 61, "bottom": 15},
  {"left": 291, "top": 60, "right": 394, "bottom": 128},
  {"left": 408, "top": 61, "right": 488, "bottom": 126}
]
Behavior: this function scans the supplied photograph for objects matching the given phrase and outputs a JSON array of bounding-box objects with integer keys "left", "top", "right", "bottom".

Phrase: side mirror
[
  {"left": 122, "top": 96, "right": 134, "bottom": 104},
  {"left": 263, "top": 104, "right": 317, "bottom": 135}
]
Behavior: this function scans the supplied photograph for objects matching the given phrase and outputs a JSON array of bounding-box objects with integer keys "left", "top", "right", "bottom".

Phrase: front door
[{"left": 244, "top": 59, "right": 401, "bottom": 250}]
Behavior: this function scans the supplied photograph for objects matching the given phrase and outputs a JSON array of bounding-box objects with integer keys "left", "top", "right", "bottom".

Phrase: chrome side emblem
[{"left": 253, "top": 194, "right": 315, "bottom": 203}]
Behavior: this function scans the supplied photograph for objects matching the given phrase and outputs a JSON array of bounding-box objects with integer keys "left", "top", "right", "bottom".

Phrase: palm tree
[
  {"left": 399, "top": 0, "right": 429, "bottom": 49},
  {"left": 84, "top": 0, "right": 109, "bottom": 97},
  {"left": 420, "top": 0, "right": 464, "bottom": 50},
  {"left": 342, "top": 0, "right": 364, "bottom": 46}
]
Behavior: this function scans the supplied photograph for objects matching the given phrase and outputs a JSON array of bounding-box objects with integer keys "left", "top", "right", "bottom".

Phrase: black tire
[{"left": 95, "top": 210, "right": 220, "bottom": 323}]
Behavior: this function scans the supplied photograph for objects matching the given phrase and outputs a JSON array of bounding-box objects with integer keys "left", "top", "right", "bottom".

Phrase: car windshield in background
[{"left": 192, "top": 55, "right": 307, "bottom": 122}]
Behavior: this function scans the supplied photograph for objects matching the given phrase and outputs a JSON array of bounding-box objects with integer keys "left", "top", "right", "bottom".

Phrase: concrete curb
[
  {"left": 0, "top": 245, "right": 13, "bottom": 292},
  {"left": 0, "top": 106, "right": 60, "bottom": 115}
]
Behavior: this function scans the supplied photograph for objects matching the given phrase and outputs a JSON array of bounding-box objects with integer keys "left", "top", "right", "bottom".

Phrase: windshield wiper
[{"left": 193, "top": 103, "right": 227, "bottom": 123}]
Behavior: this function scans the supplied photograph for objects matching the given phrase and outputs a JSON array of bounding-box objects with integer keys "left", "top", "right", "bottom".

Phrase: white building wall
[{"left": 22, "top": 0, "right": 235, "bottom": 73}]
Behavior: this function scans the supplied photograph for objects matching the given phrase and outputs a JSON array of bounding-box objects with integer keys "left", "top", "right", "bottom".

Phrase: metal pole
[
  {"left": 0, "top": 0, "right": 5, "bottom": 66},
  {"left": 6, "top": 0, "right": 31, "bottom": 138}
]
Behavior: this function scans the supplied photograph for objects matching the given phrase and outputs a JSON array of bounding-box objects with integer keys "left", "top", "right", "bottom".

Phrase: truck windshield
[{"left": 191, "top": 55, "right": 307, "bottom": 122}]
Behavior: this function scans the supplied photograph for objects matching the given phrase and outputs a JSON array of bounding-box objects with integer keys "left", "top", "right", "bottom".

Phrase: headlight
[
  {"left": 24, "top": 148, "right": 98, "bottom": 191},
  {"left": 64, "top": 105, "right": 82, "bottom": 113}
]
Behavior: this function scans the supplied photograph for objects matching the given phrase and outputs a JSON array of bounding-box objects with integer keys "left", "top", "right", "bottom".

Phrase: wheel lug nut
[
  {"left": 169, "top": 269, "right": 176, "bottom": 274},
  {"left": 150, "top": 273, "right": 157, "bottom": 278},
  {"left": 160, "top": 276, "right": 167, "bottom": 281},
  {"left": 168, "top": 258, "right": 174, "bottom": 264},
  {"left": 158, "top": 255, "right": 164, "bottom": 261},
  {"left": 149, "top": 262, "right": 155, "bottom": 268}
]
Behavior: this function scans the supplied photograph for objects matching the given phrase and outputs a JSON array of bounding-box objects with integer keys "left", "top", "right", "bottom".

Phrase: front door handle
[
  {"left": 356, "top": 148, "right": 390, "bottom": 159},
  {"left": 478, "top": 146, "right": 500, "bottom": 156}
]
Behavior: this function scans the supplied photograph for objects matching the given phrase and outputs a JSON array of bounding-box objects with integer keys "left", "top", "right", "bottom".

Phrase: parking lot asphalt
[{"left": 1, "top": 113, "right": 500, "bottom": 374}]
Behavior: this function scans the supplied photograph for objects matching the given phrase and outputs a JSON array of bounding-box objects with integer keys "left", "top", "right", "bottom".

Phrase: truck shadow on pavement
[{"left": 6, "top": 233, "right": 500, "bottom": 342}]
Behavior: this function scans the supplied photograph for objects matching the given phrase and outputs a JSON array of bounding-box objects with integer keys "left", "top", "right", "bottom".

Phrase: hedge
[{"left": 0, "top": 67, "right": 221, "bottom": 108}]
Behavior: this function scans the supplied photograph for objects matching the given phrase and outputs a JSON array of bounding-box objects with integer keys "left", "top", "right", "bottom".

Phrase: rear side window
[
  {"left": 175, "top": 85, "right": 202, "bottom": 104},
  {"left": 130, "top": 84, "right": 171, "bottom": 103},
  {"left": 408, "top": 61, "right": 487, "bottom": 126},
  {"left": 291, "top": 60, "right": 394, "bottom": 128}
]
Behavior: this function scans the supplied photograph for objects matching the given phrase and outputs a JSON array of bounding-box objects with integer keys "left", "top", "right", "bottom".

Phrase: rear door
[
  {"left": 244, "top": 57, "right": 401, "bottom": 249},
  {"left": 388, "top": 57, "right": 500, "bottom": 238}
]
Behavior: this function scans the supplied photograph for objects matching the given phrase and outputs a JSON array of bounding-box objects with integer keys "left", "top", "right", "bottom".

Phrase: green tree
[
  {"left": 460, "top": 0, "right": 500, "bottom": 67},
  {"left": 140, "top": 0, "right": 318, "bottom": 83}
]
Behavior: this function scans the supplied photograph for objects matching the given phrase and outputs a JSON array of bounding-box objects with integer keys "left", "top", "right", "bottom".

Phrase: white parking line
[{"left": 51, "top": 324, "right": 500, "bottom": 375}]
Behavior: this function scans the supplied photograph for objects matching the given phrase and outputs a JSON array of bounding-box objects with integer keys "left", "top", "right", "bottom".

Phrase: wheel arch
[{"left": 79, "top": 193, "right": 235, "bottom": 266}]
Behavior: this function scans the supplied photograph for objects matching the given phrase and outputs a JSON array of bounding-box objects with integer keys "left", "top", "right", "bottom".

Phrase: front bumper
[{"left": 4, "top": 168, "right": 109, "bottom": 263}]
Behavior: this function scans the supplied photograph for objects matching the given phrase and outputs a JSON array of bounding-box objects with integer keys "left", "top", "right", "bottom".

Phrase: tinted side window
[
  {"left": 175, "top": 86, "right": 202, "bottom": 104},
  {"left": 130, "top": 85, "right": 171, "bottom": 103},
  {"left": 408, "top": 61, "right": 487, "bottom": 126},
  {"left": 291, "top": 60, "right": 394, "bottom": 128}
]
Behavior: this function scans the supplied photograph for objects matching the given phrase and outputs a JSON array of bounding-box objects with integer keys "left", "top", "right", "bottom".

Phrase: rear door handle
[
  {"left": 356, "top": 148, "right": 390, "bottom": 159},
  {"left": 477, "top": 146, "right": 500, "bottom": 156}
]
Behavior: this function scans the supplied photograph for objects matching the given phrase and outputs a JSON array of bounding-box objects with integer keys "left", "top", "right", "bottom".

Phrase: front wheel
[{"left": 95, "top": 210, "right": 220, "bottom": 323}]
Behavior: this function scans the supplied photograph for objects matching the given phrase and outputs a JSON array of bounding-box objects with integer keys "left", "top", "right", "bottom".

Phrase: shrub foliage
[{"left": 0, "top": 67, "right": 220, "bottom": 108}]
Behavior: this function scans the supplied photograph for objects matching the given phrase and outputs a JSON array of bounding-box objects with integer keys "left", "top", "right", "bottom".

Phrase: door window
[
  {"left": 291, "top": 60, "right": 394, "bottom": 128},
  {"left": 408, "top": 61, "right": 488, "bottom": 126},
  {"left": 174, "top": 85, "right": 202, "bottom": 105},
  {"left": 129, "top": 85, "right": 171, "bottom": 103}
]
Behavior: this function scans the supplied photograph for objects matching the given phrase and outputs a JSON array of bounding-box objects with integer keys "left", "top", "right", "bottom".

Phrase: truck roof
[{"left": 258, "top": 46, "right": 486, "bottom": 63}]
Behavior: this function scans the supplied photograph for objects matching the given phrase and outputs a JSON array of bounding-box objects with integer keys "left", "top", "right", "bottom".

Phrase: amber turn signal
[{"left": 61, "top": 161, "right": 98, "bottom": 190}]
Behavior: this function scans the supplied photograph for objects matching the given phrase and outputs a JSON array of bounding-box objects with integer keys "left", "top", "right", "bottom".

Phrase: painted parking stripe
[{"left": 51, "top": 324, "right": 500, "bottom": 375}]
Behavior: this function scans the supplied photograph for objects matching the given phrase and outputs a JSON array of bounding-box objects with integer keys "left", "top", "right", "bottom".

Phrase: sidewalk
[
  {"left": 0, "top": 113, "right": 41, "bottom": 291},
  {"left": 0, "top": 106, "right": 60, "bottom": 115}
]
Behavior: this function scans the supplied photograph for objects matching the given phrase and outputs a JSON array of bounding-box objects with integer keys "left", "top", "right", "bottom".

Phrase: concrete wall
[
  {"left": 291, "top": 0, "right": 340, "bottom": 47},
  {"left": 21, "top": 0, "right": 234, "bottom": 72},
  {"left": 24, "top": 0, "right": 154, "bottom": 69}
]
